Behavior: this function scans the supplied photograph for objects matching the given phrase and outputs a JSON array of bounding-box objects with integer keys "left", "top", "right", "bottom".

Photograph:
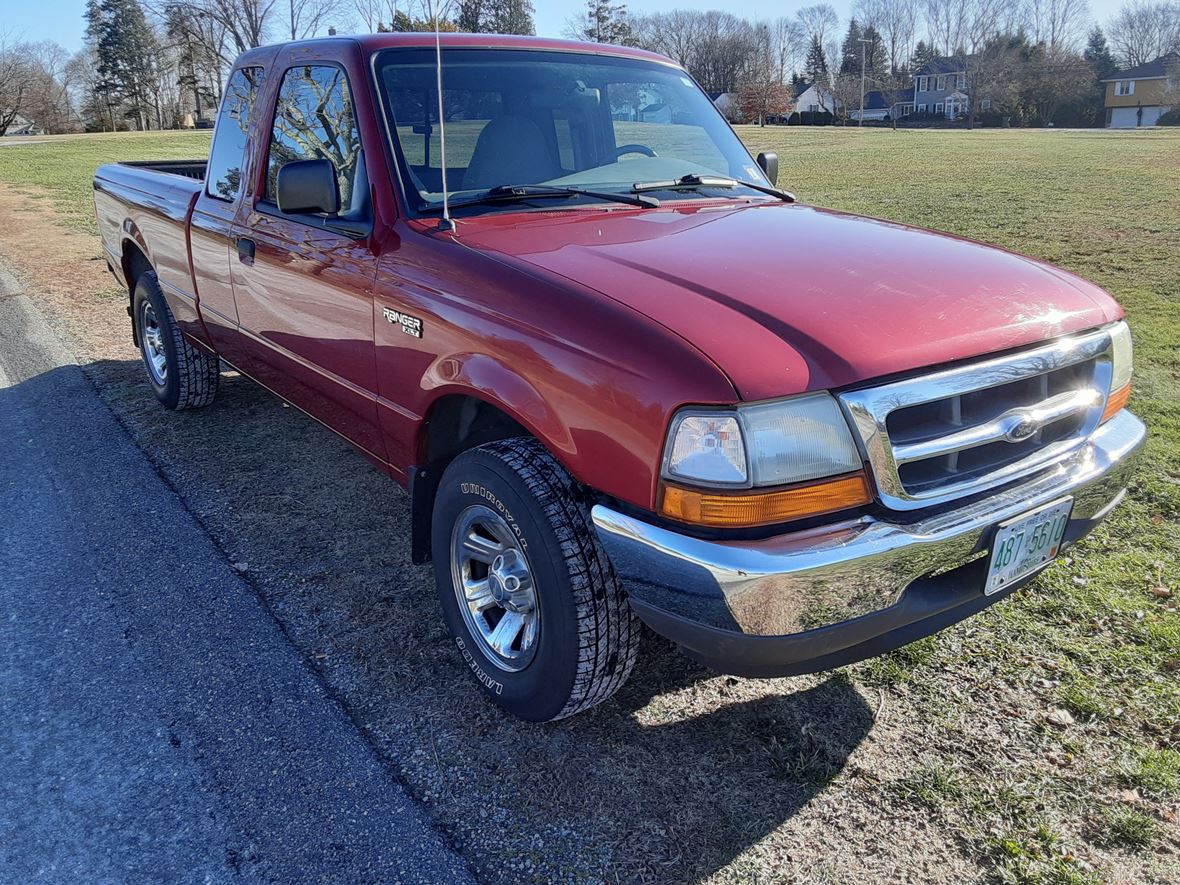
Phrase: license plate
[{"left": 985, "top": 498, "right": 1073, "bottom": 595}]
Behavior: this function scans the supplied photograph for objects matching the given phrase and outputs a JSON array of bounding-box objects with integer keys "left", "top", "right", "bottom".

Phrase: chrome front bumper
[{"left": 591, "top": 410, "right": 1146, "bottom": 677}]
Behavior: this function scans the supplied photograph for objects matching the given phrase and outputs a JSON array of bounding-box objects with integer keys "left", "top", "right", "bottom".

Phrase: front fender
[{"left": 420, "top": 352, "right": 575, "bottom": 459}]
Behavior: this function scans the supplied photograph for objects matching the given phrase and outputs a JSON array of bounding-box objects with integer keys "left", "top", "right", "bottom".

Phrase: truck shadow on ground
[{"left": 70, "top": 359, "right": 876, "bottom": 883}]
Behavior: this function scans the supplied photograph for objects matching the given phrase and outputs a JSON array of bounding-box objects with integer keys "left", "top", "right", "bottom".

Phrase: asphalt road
[{"left": 0, "top": 268, "right": 474, "bottom": 883}]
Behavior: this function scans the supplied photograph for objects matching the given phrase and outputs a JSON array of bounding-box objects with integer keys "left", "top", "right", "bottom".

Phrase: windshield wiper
[
  {"left": 631, "top": 174, "right": 795, "bottom": 202},
  {"left": 426, "top": 184, "right": 659, "bottom": 213}
]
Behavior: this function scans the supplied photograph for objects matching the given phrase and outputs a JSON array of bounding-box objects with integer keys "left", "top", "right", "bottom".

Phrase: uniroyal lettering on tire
[{"left": 432, "top": 437, "right": 641, "bottom": 722}]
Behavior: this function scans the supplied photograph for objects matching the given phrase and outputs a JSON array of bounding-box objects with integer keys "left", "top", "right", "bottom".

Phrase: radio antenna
[{"left": 428, "top": 0, "right": 454, "bottom": 231}]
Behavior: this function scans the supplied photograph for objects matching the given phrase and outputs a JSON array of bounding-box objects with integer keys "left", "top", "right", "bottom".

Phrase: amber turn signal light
[
  {"left": 660, "top": 472, "right": 873, "bottom": 528},
  {"left": 1101, "top": 382, "right": 1131, "bottom": 424}
]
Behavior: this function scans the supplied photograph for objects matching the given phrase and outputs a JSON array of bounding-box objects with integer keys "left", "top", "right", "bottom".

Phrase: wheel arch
[
  {"left": 408, "top": 380, "right": 576, "bottom": 565},
  {"left": 120, "top": 233, "right": 154, "bottom": 346}
]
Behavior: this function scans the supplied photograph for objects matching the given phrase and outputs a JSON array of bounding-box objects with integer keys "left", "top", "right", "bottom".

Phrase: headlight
[
  {"left": 1102, "top": 320, "right": 1133, "bottom": 423},
  {"left": 662, "top": 393, "right": 864, "bottom": 490},
  {"left": 664, "top": 413, "right": 747, "bottom": 485}
]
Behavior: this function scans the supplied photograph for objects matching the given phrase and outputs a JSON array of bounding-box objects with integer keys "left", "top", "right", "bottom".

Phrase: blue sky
[{"left": 7, "top": 0, "right": 1127, "bottom": 55}]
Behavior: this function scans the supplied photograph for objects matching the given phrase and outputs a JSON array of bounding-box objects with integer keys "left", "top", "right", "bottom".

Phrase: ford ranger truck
[{"left": 93, "top": 34, "right": 1145, "bottom": 722}]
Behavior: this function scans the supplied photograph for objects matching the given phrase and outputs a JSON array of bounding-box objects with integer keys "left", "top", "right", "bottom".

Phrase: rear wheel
[
  {"left": 133, "top": 272, "right": 219, "bottom": 410},
  {"left": 431, "top": 438, "right": 641, "bottom": 721}
]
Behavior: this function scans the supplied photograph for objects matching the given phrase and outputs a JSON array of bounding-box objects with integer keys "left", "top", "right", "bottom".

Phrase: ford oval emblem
[{"left": 1006, "top": 417, "right": 1040, "bottom": 442}]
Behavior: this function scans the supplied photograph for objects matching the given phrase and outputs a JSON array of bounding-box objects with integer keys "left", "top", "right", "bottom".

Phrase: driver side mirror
[
  {"left": 756, "top": 151, "right": 779, "bottom": 186},
  {"left": 277, "top": 158, "right": 339, "bottom": 215}
]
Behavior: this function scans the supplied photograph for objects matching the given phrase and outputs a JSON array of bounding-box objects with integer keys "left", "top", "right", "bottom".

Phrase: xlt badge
[{"left": 383, "top": 306, "right": 422, "bottom": 338}]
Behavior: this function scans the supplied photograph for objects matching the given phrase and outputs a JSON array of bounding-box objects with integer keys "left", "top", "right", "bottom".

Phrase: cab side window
[
  {"left": 206, "top": 66, "right": 263, "bottom": 201},
  {"left": 266, "top": 65, "right": 363, "bottom": 212}
]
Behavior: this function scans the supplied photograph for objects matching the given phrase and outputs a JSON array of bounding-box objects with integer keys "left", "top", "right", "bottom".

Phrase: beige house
[{"left": 1102, "top": 53, "right": 1177, "bottom": 128}]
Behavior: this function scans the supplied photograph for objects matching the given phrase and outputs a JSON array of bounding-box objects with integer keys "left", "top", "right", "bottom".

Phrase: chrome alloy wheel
[
  {"left": 450, "top": 504, "right": 540, "bottom": 671},
  {"left": 139, "top": 301, "right": 168, "bottom": 386}
]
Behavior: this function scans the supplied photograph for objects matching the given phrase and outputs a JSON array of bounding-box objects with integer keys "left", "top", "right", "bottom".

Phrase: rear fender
[{"left": 120, "top": 226, "right": 154, "bottom": 346}]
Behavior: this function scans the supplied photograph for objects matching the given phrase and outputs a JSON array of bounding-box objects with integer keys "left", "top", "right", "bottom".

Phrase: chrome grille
[{"left": 839, "top": 327, "right": 1116, "bottom": 511}]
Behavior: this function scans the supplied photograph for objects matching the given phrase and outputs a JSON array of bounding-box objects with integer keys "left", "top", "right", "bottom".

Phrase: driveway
[{"left": 0, "top": 268, "right": 473, "bottom": 883}]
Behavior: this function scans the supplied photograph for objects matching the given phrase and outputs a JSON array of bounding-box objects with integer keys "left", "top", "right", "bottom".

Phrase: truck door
[
  {"left": 230, "top": 61, "right": 385, "bottom": 463},
  {"left": 190, "top": 65, "right": 262, "bottom": 370}
]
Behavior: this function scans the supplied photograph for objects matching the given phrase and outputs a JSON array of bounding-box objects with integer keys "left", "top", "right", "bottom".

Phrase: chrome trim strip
[
  {"left": 839, "top": 326, "right": 1115, "bottom": 510},
  {"left": 593, "top": 409, "right": 1145, "bottom": 638}
]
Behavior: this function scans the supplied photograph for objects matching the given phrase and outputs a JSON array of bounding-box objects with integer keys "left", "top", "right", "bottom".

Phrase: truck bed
[
  {"left": 115, "top": 159, "right": 208, "bottom": 181},
  {"left": 93, "top": 160, "right": 209, "bottom": 340}
]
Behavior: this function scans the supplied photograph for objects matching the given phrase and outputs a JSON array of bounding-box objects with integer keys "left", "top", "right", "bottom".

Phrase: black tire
[
  {"left": 431, "top": 438, "right": 641, "bottom": 721},
  {"left": 133, "top": 271, "right": 219, "bottom": 410}
]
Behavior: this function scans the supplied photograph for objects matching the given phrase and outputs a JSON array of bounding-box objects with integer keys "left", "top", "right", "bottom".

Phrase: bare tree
[
  {"left": 1024, "top": 0, "right": 1091, "bottom": 50},
  {"left": 634, "top": 10, "right": 760, "bottom": 93},
  {"left": 18, "top": 42, "right": 83, "bottom": 133},
  {"left": 831, "top": 71, "right": 863, "bottom": 122},
  {"left": 286, "top": 0, "right": 348, "bottom": 39},
  {"left": 767, "top": 16, "right": 807, "bottom": 83},
  {"left": 1022, "top": 43, "right": 1095, "bottom": 121},
  {"left": 163, "top": 0, "right": 281, "bottom": 56},
  {"left": 0, "top": 38, "right": 37, "bottom": 135},
  {"left": 924, "top": 0, "right": 966, "bottom": 53},
  {"left": 1107, "top": 0, "right": 1180, "bottom": 65},
  {"left": 796, "top": 4, "right": 841, "bottom": 75},
  {"left": 353, "top": 0, "right": 393, "bottom": 30},
  {"left": 857, "top": 0, "right": 919, "bottom": 72},
  {"left": 797, "top": 3, "right": 839, "bottom": 48},
  {"left": 735, "top": 23, "right": 796, "bottom": 124},
  {"left": 960, "top": 34, "right": 1023, "bottom": 126}
]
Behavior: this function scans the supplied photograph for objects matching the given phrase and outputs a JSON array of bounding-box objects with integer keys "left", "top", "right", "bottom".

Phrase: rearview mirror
[
  {"left": 756, "top": 151, "right": 779, "bottom": 186},
  {"left": 277, "top": 158, "right": 339, "bottom": 215}
]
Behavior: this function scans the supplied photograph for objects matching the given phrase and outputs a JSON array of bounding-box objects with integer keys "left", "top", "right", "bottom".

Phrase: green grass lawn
[{"left": 1, "top": 126, "right": 1177, "bottom": 881}]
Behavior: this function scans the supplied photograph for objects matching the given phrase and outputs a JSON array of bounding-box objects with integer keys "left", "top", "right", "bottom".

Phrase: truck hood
[{"left": 458, "top": 201, "right": 1122, "bottom": 401}]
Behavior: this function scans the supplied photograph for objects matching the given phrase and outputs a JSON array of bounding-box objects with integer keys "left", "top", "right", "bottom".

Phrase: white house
[
  {"left": 792, "top": 81, "right": 841, "bottom": 116},
  {"left": 2, "top": 114, "right": 44, "bottom": 136}
]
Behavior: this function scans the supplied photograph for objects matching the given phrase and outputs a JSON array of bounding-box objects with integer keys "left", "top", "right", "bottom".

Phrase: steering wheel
[{"left": 608, "top": 143, "right": 659, "bottom": 161}]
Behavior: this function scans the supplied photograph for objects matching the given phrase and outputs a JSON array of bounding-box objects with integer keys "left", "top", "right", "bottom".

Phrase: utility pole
[{"left": 858, "top": 37, "right": 870, "bottom": 126}]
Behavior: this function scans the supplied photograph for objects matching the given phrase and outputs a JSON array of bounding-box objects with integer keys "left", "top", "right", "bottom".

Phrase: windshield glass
[{"left": 373, "top": 47, "right": 769, "bottom": 212}]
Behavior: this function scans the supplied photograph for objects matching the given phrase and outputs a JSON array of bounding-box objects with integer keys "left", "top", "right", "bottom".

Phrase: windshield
[{"left": 373, "top": 47, "right": 769, "bottom": 212}]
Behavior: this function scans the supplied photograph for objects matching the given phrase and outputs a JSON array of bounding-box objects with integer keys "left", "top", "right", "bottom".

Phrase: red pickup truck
[{"left": 94, "top": 34, "right": 1144, "bottom": 722}]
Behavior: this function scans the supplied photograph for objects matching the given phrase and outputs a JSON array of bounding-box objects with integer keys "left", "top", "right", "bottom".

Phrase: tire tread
[
  {"left": 140, "top": 271, "right": 219, "bottom": 410},
  {"left": 474, "top": 438, "right": 641, "bottom": 720}
]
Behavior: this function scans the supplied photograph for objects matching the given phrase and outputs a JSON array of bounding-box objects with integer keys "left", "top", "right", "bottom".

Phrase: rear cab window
[{"left": 206, "top": 67, "right": 264, "bottom": 202}]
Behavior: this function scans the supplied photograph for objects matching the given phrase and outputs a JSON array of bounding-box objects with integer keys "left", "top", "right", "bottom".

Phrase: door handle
[{"left": 237, "top": 237, "right": 256, "bottom": 265}]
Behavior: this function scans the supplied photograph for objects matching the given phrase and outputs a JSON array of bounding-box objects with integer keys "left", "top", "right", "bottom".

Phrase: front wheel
[{"left": 431, "top": 438, "right": 641, "bottom": 721}]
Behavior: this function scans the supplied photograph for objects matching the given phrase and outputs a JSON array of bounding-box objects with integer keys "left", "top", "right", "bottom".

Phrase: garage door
[{"left": 1109, "top": 106, "right": 1166, "bottom": 128}]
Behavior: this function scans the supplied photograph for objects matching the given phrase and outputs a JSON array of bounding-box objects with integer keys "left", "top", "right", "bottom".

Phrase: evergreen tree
[
  {"left": 842, "top": 20, "right": 887, "bottom": 81},
  {"left": 1084, "top": 27, "right": 1118, "bottom": 81},
  {"left": 571, "top": 0, "right": 633, "bottom": 45},
  {"left": 457, "top": 0, "right": 486, "bottom": 32},
  {"left": 93, "top": 0, "right": 161, "bottom": 130},
  {"left": 840, "top": 19, "right": 864, "bottom": 75},
  {"left": 487, "top": 0, "right": 535, "bottom": 36},
  {"left": 804, "top": 34, "right": 829, "bottom": 85},
  {"left": 911, "top": 40, "right": 940, "bottom": 70},
  {"left": 388, "top": 10, "right": 459, "bottom": 32},
  {"left": 1083, "top": 27, "right": 1119, "bottom": 125},
  {"left": 84, "top": 0, "right": 117, "bottom": 130},
  {"left": 862, "top": 26, "right": 888, "bottom": 81},
  {"left": 456, "top": 0, "right": 532, "bottom": 34}
]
